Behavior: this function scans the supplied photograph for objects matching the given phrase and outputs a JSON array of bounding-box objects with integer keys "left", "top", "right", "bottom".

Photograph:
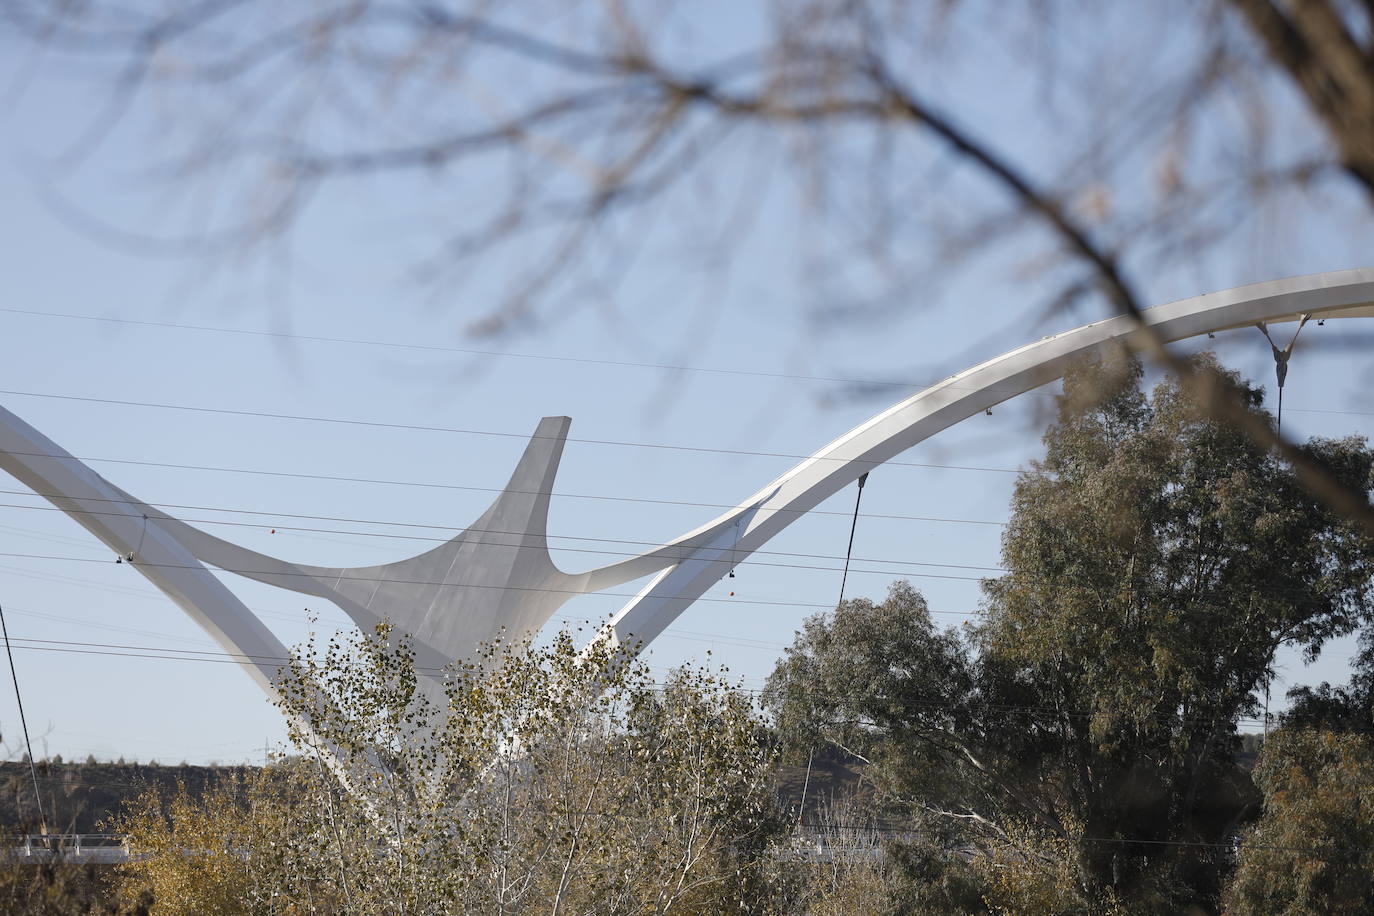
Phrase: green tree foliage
[
  {"left": 1218, "top": 630, "right": 1374, "bottom": 912},
  {"left": 1283, "top": 629, "right": 1374, "bottom": 736},
  {"left": 1223, "top": 729, "right": 1374, "bottom": 915},
  {"left": 765, "top": 354, "right": 1374, "bottom": 913},
  {"left": 116, "top": 626, "right": 783, "bottom": 915}
]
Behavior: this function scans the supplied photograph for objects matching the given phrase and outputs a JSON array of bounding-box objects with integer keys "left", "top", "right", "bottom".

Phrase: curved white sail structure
[
  {"left": 0, "top": 411, "right": 741, "bottom": 686},
  {"left": 1, "top": 270, "right": 1372, "bottom": 703}
]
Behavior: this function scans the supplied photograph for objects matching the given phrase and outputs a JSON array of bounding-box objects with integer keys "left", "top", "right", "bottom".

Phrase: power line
[
  {"left": 0, "top": 447, "right": 1009, "bottom": 526},
  {"left": 4, "top": 307, "right": 1371, "bottom": 421},
  {"left": 2, "top": 596, "right": 794, "bottom": 656},
  {"left": 0, "top": 518, "right": 1354, "bottom": 609},
  {"left": 0, "top": 482, "right": 1007, "bottom": 565},
  {"left": 1, "top": 496, "right": 1361, "bottom": 651},
  {"left": 5, "top": 543, "right": 1356, "bottom": 712},
  {"left": 0, "top": 306, "right": 1019, "bottom": 394},
  {"left": 0, "top": 549, "right": 988, "bottom": 611},
  {"left": 0, "top": 633, "right": 782, "bottom": 675},
  {"left": 1, "top": 602, "right": 227, "bottom": 651},
  {"left": 0, "top": 536, "right": 1360, "bottom": 644},
  {"left": 0, "top": 622, "right": 1301, "bottom": 729},
  {"left": 0, "top": 632, "right": 1294, "bottom": 732},
  {"left": 0, "top": 497, "right": 1002, "bottom": 582},
  {"left": 0, "top": 561, "right": 812, "bottom": 653},
  {"left": 0, "top": 388, "right": 1021, "bottom": 474}
]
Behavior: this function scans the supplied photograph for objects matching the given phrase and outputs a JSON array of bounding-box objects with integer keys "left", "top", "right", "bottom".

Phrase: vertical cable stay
[
  {"left": 729, "top": 518, "right": 741, "bottom": 578},
  {"left": 131, "top": 513, "right": 149, "bottom": 562},
  {"left": 836, "top": 473, "right": 869, "bottom": 607},
  {"left": 1255, "top": 314, "right": 1311, "bottom": 437},
  {"left": 797, "top": 745, "right": 815, "bottom": 827},
  {"left": 0, "top": 600, "right": 46, "bottom": 833},
  {"left": 1254, "top": 315, "right": 1312, "bottom": 737}
]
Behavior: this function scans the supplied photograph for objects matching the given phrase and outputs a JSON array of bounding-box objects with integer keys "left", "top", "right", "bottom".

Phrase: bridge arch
[{"left": 598, "top": 269, "right": 1374, "bottom": 656}]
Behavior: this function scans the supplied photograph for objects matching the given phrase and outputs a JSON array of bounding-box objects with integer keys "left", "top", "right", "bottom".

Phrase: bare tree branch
[{"left": 1228, "top": 0, "right": 1374, "bottom": 195}]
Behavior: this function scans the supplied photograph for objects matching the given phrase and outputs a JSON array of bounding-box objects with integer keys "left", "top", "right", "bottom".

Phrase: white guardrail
[
  {"left": 3, "top": 832, "right": 886, "bottom": 866},
  {"left": 4, "top": 834, "right": 132, "bottom": 864}
]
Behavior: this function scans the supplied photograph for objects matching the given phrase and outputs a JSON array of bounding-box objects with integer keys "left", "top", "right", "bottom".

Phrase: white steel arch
[
  {"left": 595, "top": 270, "right": 1374, "bottom": 654},
  {"left": 0, "top": 269, "right": 1371, "bottom": 704}
]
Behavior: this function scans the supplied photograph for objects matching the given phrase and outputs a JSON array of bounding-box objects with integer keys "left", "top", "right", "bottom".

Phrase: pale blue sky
[{"left": 1, "top": 7, "right": 1373, "bottom": 765}]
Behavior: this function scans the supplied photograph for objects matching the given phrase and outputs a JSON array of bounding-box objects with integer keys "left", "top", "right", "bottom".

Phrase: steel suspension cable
[
  {"left": 836, "top": 473, "right": 869, "bottom": 606},
  {"left": 0, "top": 599, "right": 46, "bottom": 832}
]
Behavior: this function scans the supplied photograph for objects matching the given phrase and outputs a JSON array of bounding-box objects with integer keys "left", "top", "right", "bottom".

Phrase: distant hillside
[
  {"left": 773, "top": 747, "right": 871, "bottom": 823},
  {"left": 3, "top": 750, "right": 875, "bottom": 837},
  {"left": 1, "top": 738, "right": 1261, "bottom": 837},
  {"left": 0, "top": 760, "right": 254, "bottom": 835}
]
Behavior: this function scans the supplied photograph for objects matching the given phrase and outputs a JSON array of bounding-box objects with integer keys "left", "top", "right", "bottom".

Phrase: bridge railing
[{"left": 3, "top": 834, "right": 132, "bottom": 863}]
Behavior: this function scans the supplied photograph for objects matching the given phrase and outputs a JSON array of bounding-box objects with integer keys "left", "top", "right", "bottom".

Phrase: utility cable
[
  {"left": 0, "top": 499, "right": 1000, "bottom": 582},
  {"left": 0, "top": 543, "right": 1353, "bottom": 616},
  {"left": 0, "top": 445, "right": 1009, "bottom": 527},
  {"left": 0, "top": 485, "right": 1006, "bottom": 568},
  {"left": 0, "top": 632, "right": 1300, "bottom": 730},
  {"left": 0, "top": 549, "right": 994, "bottom": 615},
  {"left": 0, "top": 631, "right": 1293, "bottom": 730},
  {"left": 4, "top": 306, "right": 1371, "bottom": 419},
  {"left": 0, "top": 306, "right": 1045, "bottom": 396},
  {"left": 0, "top": 599, "right": 47, "bottom": 832},
  {"left": 0, "top": 389, "right": 1019, "bottom": 474},
  {"left": 0, "top": 549, "right": 905, "bottom": 609}
]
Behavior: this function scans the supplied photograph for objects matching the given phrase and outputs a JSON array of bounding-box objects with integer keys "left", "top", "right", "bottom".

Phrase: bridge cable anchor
[{"left": 1255, "top": 313, "right": 1311, "bottom": 434}]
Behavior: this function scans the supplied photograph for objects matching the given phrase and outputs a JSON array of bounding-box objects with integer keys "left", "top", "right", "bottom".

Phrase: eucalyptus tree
[
  {"left": 765, "top": 354, "right": 1374, "bottom": 913},
  {"left": 1219, "top": 631, "right": 1374, "bottom": 913},
  {"left": 1223, "top": 728, "right": 1374, "bottom": 916}
]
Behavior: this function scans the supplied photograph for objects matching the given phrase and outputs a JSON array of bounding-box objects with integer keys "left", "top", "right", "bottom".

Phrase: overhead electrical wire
[
  {"left": 0, "top": 549, "right": 995, "bottom": 610},
  {"left": 1, "top": 595, "right": 794, "bottom": 656},
  {"left": 3, "top": 306, "right": 1370, "bottom": 419},
  {"left": 1, "top": 337, "right": 1362, "bottom": 674},
  {"left": 0, "top": 531, "right": 1355, "bottom": 626},
  {"left": 0, "top": 558, "right": 807, "bottom": 654},
  {"left": 0, "top": 632, "right": 1297, "bottom": 728},
  {"left": 1, "top": 602, "right": 227, "bottom": 650},
  {"left": 0, "top": 482, "right": 1007, "bottom": 565},
  {"left": 0, "top": 306, "right": 1047, "bottom": 395},
  {"left": 0, "top": 445, "right": 1008, "bottom": 526},
  {"left": 0, "top": 549, "right": 1346, "bottom": 728},
  {"left": 0, "top": 641, "right": 1313, "bottom": 767},
  {"left": 0, "top": 515, "right": 1351, "bottom": 607},
  {"left": 0, "top": 388, "right": 1020, "bottom": 474},
  {"left": 0, "top": 497, "right": 1002, "bottom": 581},
  {"left": 0, "top": 498, "right": 1358, "bottom": 641}
]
